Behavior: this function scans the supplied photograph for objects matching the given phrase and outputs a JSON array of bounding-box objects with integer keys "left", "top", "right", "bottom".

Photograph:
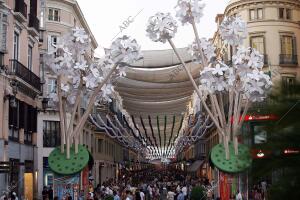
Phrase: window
[
  {"left": 257, "top": 8, "right": 263, "bottom": 19},
  {"left": 51, "top": 36, "right": 57, "bottom": 45},
  {"left": 249, "top": 8, "right": 263, "bottom": 20},
  {"left": 281, "top": 35, "right": 295, "bottom": 55},
  {"left": 279, "top": 8, "right": 292, "bottom": 20},
  {"left": 28, "top": 46, "right": 33, "bottom": 71},
  {"left": 13, "top": 32, "right": 19, "bottom": 60},
  {"left": 282, "top": 76, "right": 296, "bottom": 94},
  {"left": 48, "top": 8, "right": 60, "bottom": 22},
  {"left": 249, "top": 9, "right": 255, "bottom": 20},
  {"left": 286, "top": 9, "right": 291, "bottom": 20},
  {"left": 253, "top": 125, "right": 267, "bottom": 144},
  {"left": 279, "top": 8, "right": 284, "bottom": 19},
  {"left": 43, "top": 121, "right": 60, "bottom": 147},
  {"left": 9, "top": 159, "right": 20, "bottom": 193},
  {"left": 9, "top": 100, "right": 19, "bottom": 141},
  {"left": 9, "top": 101, "right": 37, "bottom": 143},
  {"left": 47, "top": 78, "right": 57, "bottom": 94},
  {"left": 48, "top": 35, "right": 59, "bottom": 54},
  {"left": 250, "top": 36, "right": 265, "bottom": 54},
  {"left": 98, "top": 139, "right": 103, "bottom": 153},
  {"left": 0, "top": 13, "right": 8, "bottom": 52}
]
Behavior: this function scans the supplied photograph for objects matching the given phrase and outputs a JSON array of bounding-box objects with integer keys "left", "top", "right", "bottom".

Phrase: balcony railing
[
  {"left": 280, "top": 54, "right": 298, "bottom": 65},
  {"left": 28, "top": 13, "right": 39, "bottom": 32},
  {"left": 14, "top": 0, "right": 27, "bottom": 19},
  {"left": 9, "top": 59, "right": 41, "bottom": 91}
]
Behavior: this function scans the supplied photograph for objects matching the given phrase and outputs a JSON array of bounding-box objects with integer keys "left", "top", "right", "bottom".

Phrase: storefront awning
[{"left": 187, "top": 160, "right": 204, "bottom": 172}]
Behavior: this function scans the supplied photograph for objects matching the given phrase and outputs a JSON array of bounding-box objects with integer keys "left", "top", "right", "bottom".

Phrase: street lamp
[{"left": 4, "top": 81, "right": 18, "bottom": 108}]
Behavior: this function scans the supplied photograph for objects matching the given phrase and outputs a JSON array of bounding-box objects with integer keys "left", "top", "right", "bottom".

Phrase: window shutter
[
  {"left": 27, "top": 105, "right": 32, "bottom": 132},
  {"left": 293, "top": 36, "right": 297, "bottom": 55},
  {"left": 1, "top": 23, "right": 7, "bottom": 51},
  {"left": 19, "top": 101, "right": 25, "bottom": 129},
  {"left": 13, "top": 101, "right": 18, "bottom": 127},
  {"left": 47, "top": 35, "right": 53, "bottom": 53},
  {"left": 9, "top": 102, "right": 13, "bottom": 126},
  {"left": 33, "top": 108, "right": 37, "bottom": 132}
]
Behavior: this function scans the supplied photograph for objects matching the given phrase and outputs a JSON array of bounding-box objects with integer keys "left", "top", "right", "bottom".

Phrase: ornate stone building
[
  {"left": 225, "top": 0, "right": 300, "bottom": 86},
  {"left": 0, "top": 0, "right": 41, "bottom": 199}
]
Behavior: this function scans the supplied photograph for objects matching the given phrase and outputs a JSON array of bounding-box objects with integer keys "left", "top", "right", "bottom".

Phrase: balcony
[
  {"left": 280, "top": 54, "right": 298, "bottom": 65},
  {"left": 28, "top": 14, "right": 39, "bottom": 36},
  {"left": 9, "top": 59, "right": 41, "bottom": 92},
  {"left": 14, "top": 0, "right": 27, "bottom": 23}
]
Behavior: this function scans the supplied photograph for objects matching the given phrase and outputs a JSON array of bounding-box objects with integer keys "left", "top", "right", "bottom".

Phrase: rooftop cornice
[{"left": 225, "top": 0, "right": 300, "bottom": 15}]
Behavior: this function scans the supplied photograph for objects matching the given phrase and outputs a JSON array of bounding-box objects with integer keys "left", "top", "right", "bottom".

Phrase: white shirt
[
  {"left": 176, "top": 185, "right": 181, "bottom": 193},
  {"left": 167, "top": 191, "right": 175, "bottom": 200},
  {"left": 182, "top": 186, "right": 187, "bottom": 196},
  {"left": 236, "top": 192, "right": 242, "bottom": 200},
  {"left": 140, "top": 191, "right": 145, "bottom": 200},
  {"left": 147, "top": 186, "right": 153, "bottom": 196}
]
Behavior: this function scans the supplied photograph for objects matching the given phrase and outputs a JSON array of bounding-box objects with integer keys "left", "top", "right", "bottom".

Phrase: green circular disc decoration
[
  {"left": 48, "top": 145, "right": 89, "bottom": 175},
  {"left": 210, "top": 142, "right": 252, "bottom": 173}
]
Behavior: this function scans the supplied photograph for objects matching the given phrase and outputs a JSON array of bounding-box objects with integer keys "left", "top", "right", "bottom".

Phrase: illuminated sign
[
  {"left": 231, "top": 114, "right": 278, "bottom": 123},
  {"left": 284, "top": 149, "right": 300, "bottom": 154},
  {"left": 243, "top": 114, "right": 278, "bottom": 121}
]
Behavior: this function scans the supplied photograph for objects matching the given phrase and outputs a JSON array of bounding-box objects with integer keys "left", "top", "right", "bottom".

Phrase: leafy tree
[
  {"left": 191, "top": 186, "right": 206, "bottom": 200},
  {"left": 251, "top": 83, "right": 300, "bottom": 199}
]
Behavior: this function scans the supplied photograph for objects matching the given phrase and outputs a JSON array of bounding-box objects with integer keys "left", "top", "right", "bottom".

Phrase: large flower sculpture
[
  {"left": 188, "top": 38, "right": 216, "bottom": 64},
  {"left": 219, "top": 16, "right": 248, "bottom": 46},
  {"left": 146, "top": 1, "right": 272, "bottom": 173},
  {"left": 146, "top": 12, "right": 178, "bottom": 43},
  {"left": 175, "top": 0, "right": 205, "bottom": 25},
  {"left": 45, "top": 27, "right": 141, "bottom": 175}
]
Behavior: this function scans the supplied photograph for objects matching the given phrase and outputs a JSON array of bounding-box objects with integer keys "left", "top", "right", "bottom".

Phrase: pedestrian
[
  {"left": 167, "top": 188, "right": 175, "bottom": 200},
  {"left": 135, "top": 188, "right": 141, "bottom": 200},
  {"left": 236, "top": 190, "right": 242, "bottom": 200},
  {"left": 48, "top": 186, "right": 53, "bottom": 200},
  {"left": 42, "top": 186, "right": 48, "bottom": 200},
  {"left": 113, "top": 191, "right": 120, "bottom": 200},
  {"left": 177, "top": 191, "right": 185, "bottom": 200},
  {"left": 11, "top": 192, "right": 18, "bottom": 200},
  {"left": 140, "top": 189, "right": 145, "bottom": 200}
]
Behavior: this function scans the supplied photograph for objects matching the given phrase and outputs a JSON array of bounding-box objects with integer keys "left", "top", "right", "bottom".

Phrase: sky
[{"left": 77, "top": 0, "right": 229, "bottom": 56}]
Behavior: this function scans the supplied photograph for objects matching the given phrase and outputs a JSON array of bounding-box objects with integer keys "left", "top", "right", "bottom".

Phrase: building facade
[
  {"left": 0, "top": 0, "right": 41, "bottom": 199},
  {"left": 36, "top": 0, "right": 99, "bottom": 198},
  {"left": 225, "top": 0, "right": 300, "bottom": 85},
  {"left": 207, "top": 0, "right": 300, "bottom": 199}
]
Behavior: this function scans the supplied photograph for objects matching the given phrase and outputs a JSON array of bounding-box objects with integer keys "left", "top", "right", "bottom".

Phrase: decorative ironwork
[
  {"left": 280, "top": 54, "right": 298, "bottom": 65},
  {"left": 9, "top": 59, "right": 41, "bottom": 91},
  {"left": 14, "top": 0, "right": 27, "bottom": 19},
  {"left": 29, "top": 13, "right": 39, "bottom": 32}
]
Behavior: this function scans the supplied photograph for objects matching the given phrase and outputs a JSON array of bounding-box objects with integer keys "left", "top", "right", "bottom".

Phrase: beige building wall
[
  {"left": 224, "top": 0, "right": 300, "bottom": 85},
  {"left": 0, "top": 0, "right": 41, "bottom": 198}
]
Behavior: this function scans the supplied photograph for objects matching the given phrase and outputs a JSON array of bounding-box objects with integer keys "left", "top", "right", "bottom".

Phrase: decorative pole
[
  {"left": 44, "top": 28, "right": 142, "bottom": 175},
  {"left": 146, "top": 0, "right": 272, "bottom": 173}
]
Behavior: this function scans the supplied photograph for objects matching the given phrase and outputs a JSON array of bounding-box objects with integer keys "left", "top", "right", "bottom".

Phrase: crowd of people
[{"left": 87, "top": 167, "right": 212, "bottom": 200}]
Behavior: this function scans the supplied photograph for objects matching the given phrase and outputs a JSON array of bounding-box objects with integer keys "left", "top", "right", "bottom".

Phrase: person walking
[
  {"left": 177, "top": 191, "right": 185, "bottom": 200},
  {"left": 236, "top": 190, "right": 243, "bottom": 200},
  {"left": 113, "top": 191, "right": 120, "bottom": 200}
]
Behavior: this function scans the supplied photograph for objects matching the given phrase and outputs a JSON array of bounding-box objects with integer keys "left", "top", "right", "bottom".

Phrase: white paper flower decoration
[
  {"left": 146, "top": 12, "right": 178, "bottom": 43},
  {"left": 175, "top": 0, "right": 205, "bottom": 25},
  {"left": 106, "top": 35, "right": 142, "bottom": 64},
  {"left": 73, "top": 27, "right": 89, "bottom": 43},
  {"left": 219, "top": 16, "right": 247, "bottom": 46},
  {"left": 188, "top": 38, "right": 215, "bottom": 63},
  {"left": 232, "top": 47, "right": 264, "bottom": 76}
]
